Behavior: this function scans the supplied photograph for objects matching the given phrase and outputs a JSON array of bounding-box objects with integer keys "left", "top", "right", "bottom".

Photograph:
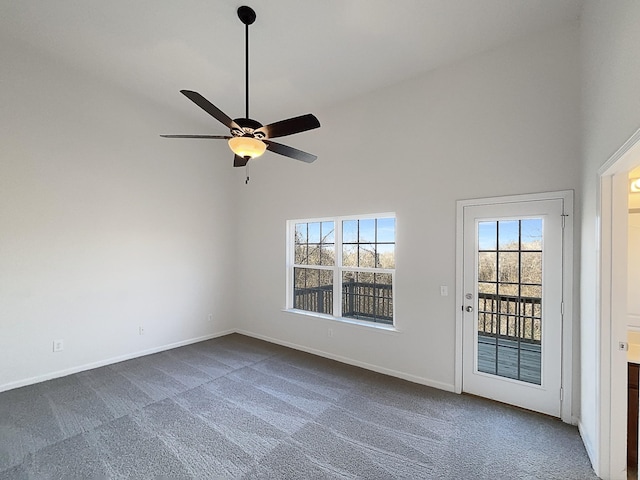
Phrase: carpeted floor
[{"left": 0, "top": 333, "right": 597, "bottom": 479}]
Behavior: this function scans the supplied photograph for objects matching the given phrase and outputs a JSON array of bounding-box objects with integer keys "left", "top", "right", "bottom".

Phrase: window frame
[{"left": 286, "top": 212, "right": 396, "bottom": 327}]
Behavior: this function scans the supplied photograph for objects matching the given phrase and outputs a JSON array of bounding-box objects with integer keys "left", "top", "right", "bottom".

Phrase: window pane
[
  {"left": 306, "top": 244, "right": 322, "bottom": 265},
  {"left": 308, "top": 222, "right": 321, "bottom": 243},
  {"left": 305, "top": 268, "right": 319, "bottom": 286},
  {"left": 375, "top": 272, "right": 392, "bottom": 286},
  {"left": 320, "top": 245, "right": 335, "bottom": 266},
  {"left": 343, "top": 245, "right": 357, "bottom": 266},
  {"left": 341, "top": 218, "right": 395, "bottom": 270},
  {"left": 293, "top": 267, "right": 333, "bottom": 315},
  {"left": 376, "top": 218, "right": 395, "bottom": 243},
  {"left": 321, "top": 222, "right": 335, "bottom": 243},
  {"left": 294, "top": 267, "right": 306, "bottom": 288},
  {"left": 359, "top": 219, "right": 375, "bottom": 242},
  {"left": 376, "top": 244, "right": 395, "bottom": 268},
  {"left": 295, "top": 223, "right": 307, "bottom": 244},
  {"left": 343, "top": 220, "right": 358, "bottom": 243},
  {"left": 498, "top": 220, "right": 519, "bottom": 250},
  {"left": 342, "top": 270, "right": 393, "bottom": 325},
  {"left": 295, "top": 244, "right": 308, "bottom": 265},
  {"left": 356, "top": 271, "right": 374, "bottom": 284},
  {"left": 358, "top": 244, "right": 376, "bottom": 268},
  {"left": 296, "top": 221, "right": 334, "bottom": 267},
  {"left": 319, "top": 269, "right": 332, "bottom": 285}
]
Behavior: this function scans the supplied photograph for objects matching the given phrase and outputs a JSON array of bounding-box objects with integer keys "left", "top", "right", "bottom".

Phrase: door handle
[{"left": 465, "top": 306, "right": 473, "bottom": 313}]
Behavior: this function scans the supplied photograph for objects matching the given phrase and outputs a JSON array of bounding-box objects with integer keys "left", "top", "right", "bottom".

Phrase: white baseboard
[
  {"left": 1, "top": 328, "right": 455, "bottom": 396},
  {"left": 0, "top": 329, "right": 235, "bottom": 393},
  {"left": 578, "top": 420, "right": 599, "bottom": 475},
  {"left": 236, "top": 329, "right": 456, "bottom": 393}
]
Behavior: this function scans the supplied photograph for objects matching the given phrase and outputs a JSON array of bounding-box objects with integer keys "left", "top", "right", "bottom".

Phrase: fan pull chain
[{"left": 245, "top": 163, "right": 250, "bottom": 185}]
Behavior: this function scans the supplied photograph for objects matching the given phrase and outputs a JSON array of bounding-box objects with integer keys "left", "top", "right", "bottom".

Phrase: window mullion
[
  {"left": 287, "top": 220, "right": 294, "bottom": 309},
  {"left": 334, "top": 218, "right": 343, "bottom": 318}
]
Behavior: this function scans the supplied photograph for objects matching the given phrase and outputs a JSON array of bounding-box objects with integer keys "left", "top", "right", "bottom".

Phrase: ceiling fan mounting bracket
[{"left": 237, "top": 6, "right": 256, "bottom": 26}]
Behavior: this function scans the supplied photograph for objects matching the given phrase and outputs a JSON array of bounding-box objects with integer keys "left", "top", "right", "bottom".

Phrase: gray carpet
[{"left": 0, "top": 333, "right": 597, "bottom": 479}]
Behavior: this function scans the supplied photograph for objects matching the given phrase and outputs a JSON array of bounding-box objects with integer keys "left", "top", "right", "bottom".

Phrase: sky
[{"left": 478, "top": 218, "right": 542, "bottom": 251}]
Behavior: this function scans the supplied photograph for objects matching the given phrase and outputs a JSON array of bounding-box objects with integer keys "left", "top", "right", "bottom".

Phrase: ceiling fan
[{"left": 161, "top": 5, "right": 320, "bottom": 169}]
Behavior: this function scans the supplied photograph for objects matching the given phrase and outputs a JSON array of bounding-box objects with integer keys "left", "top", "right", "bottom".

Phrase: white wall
[
  {"left": 580, "top": 1, "right": 640, "bottom": 475},
  {"left": 0, "top": 37, "right": 238, "bottom": 390},
  {"left": 0, "top": 16, "right": 586, "bottom": 424},
  {"left": 235, "top": 24, "right": 581, "bottom": 399}
]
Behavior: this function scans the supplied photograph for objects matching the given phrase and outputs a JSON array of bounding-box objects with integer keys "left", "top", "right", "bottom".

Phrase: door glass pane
[
  {"left": 498, "top": 220, "right": 519, "bottom": 250},
  {"left": 478, "top": 252, "right": 496, "bottom": 282},
  {"left": 478, "top": 222, "right": 497, "bottom": 250},
  {"left": 521, "top": 219, "right": 543, "bottom": 250},
  {"left": 476, "top": 219, "right": 542, "bottom": 385}
]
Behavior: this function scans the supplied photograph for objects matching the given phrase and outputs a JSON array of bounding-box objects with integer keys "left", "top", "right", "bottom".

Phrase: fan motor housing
[{"left": 232, "top": 117, "right": 265, "bottom": 138}]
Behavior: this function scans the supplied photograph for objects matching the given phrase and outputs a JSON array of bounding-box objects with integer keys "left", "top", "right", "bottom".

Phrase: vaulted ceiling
[{"left": 2, "top": 0, "right": 583, "bottom": 125}]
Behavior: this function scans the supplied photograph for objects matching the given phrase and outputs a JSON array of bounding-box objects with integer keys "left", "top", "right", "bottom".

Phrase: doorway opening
[{"left": 596, "top": 128, "right": 640, "bottom": 479}]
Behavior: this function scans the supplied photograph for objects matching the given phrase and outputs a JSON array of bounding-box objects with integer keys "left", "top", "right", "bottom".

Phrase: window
[{"left": 288, "top": 214, "right": 396, "bottom": 326}]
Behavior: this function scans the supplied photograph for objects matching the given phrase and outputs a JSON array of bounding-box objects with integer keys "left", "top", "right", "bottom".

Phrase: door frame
[
  {"left": 455, "top": 190, "right": 574, "bottom": 424},
  {"left": 595, "top": 127, "right": 640, "bottom": 479}
]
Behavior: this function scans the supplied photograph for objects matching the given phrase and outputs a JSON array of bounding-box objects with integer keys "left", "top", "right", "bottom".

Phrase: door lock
[{"left": 465, "top": 306, "right": 473, "bottom": 313}]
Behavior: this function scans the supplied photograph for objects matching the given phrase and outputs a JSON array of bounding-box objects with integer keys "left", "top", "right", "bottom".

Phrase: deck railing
[
  {"left": 293, "top": 286, "right": 539, "bottom": 335},
  {"left": 477, "top": 292, "right": 541, "bottom": 344},
  {"left": 293, "top": 279, "right": 393, "bottom": 324},
  {"left": 293, "top": 284, "right": 334, "bottom": 316}
]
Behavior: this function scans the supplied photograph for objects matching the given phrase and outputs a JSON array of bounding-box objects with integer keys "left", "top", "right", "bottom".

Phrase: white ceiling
[{"left": 2, "top": 0, "right": 583, "bottom": 127}]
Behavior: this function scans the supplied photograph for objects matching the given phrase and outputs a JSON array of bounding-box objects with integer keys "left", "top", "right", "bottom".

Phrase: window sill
[{"left": 282, "top": 308, "right": 400, "bottom": 333}]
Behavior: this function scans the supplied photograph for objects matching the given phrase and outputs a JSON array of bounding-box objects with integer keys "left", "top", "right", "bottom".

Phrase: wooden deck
[{"left": 477, "top": 334, "right": 541, "bottom": 385}]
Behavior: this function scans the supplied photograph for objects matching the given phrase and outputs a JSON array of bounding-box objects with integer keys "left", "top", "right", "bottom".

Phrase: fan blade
[
  {"left": 160, "top": 135, "right": 230, "bottom": 139},
  {"left": 256, "top": 114, "right": 320, "bottom": 139},
  {"left": 264, "top": 140, "right": 317, "bottom": 163},
  {"left": 234, "top": 155, "right": 249, "bottom": 167},
  {"left": 180, "top": 90, "right": 240, "bottom": 130}
]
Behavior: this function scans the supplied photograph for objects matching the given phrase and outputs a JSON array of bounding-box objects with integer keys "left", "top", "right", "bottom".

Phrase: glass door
[{"left": 462, "top": 199, "right": 564, "bottom": 417}]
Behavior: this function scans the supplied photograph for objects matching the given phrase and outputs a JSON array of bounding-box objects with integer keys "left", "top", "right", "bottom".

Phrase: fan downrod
[{"left": 237, "top": 6, "right": 256, "bottom": 25}]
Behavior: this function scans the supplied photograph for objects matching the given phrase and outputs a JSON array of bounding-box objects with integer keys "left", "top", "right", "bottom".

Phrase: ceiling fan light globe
[{"left": 228, "top": 136, "right": 266, "bottom": 159}]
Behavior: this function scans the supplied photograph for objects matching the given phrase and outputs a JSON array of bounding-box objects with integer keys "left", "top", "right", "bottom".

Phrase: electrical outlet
[
  {"left": 139, "top": 326, "right": 145, "bottom": 335},
  {"left": 53, "top": 339, "right": 64, "bottom": 352},
  {"left": 619, "top": 341, "right": 629, "bottom": 351},
  {"left": 208, "top": 313, "right": 213, "bottom": 322}
]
